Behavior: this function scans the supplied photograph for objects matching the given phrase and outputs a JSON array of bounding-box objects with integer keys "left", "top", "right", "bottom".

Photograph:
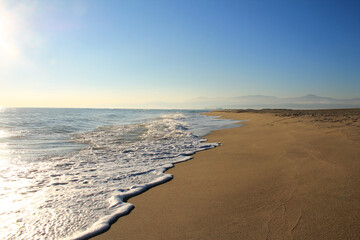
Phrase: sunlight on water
[
  {"left": 0, "top": 129, "right": 9, "bottom": 138},
  {"left": 0, "top": 142, "right": 12, "bottom": 169}
]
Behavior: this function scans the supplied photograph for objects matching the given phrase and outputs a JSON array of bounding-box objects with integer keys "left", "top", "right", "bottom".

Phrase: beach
[{"left": 94, "top": 109, "right": 360, "bottom": 240}]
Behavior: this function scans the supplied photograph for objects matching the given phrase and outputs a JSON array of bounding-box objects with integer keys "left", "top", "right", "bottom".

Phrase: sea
[{"left": 0, "top": 108, "right": 239, "bottom": 239}]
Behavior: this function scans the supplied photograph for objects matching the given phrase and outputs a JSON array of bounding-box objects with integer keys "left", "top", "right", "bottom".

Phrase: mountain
[
  {"left": 134, "top": 94, "right": 360, "bottom": 110},
  {"left": 186, "top": 94, "right": 360, "bottom": 109}
]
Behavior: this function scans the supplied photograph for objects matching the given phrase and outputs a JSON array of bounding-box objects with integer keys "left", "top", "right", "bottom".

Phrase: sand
[{"left": 93, "top": 109, "right": 360, "bottom": 240}]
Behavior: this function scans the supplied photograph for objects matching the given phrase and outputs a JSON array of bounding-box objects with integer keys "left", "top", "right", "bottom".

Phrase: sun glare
[
  {"left": 0, "top": 130, "right": 8, "bottom": 139},
  {"left": 0, "top": 6, "right": 15, "bottom": 43},
  {"left": 0, "top": 1, "right": 35, "bottom": 66},
  {"left": 0, "top": 4, "right": 20, "bottom": 64}
]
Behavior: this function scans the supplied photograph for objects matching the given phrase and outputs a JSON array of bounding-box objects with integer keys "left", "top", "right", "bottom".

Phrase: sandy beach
[{"left": 94, "top": 109, "right": 360, "bottom": 240}]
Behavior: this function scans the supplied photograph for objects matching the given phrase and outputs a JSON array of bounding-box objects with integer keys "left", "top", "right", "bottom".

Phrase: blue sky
[{"left": 0, "top": 0, "right": 359, "bottom": 108}]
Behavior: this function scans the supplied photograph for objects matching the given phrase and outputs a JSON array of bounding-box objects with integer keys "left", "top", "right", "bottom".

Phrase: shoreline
[{"left": 93, "top": 109, "right": 360, "bottom": 240}]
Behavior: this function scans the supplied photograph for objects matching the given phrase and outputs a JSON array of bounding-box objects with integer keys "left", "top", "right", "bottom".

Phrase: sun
[
  {"left": 0, "top": 1, "right": 35, "bottom": 66},
  {"left": 0, "top": 2, "right": 20, "bottom": 62}
]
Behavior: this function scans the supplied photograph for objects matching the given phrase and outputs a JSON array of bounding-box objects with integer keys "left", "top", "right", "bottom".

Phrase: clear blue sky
[{"left": 1, "top": 0, "right": 359, "bottom": 108}]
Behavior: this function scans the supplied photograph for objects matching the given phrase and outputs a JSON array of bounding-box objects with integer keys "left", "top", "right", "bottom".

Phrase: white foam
[
  {"left": 70, "top": 203, "right": 134, "bottom": 240},
  {"left": 68, "top": 162, "right": 177, "bottom": 240},
  {"left": 67, "top": 144, "right": 220, "bottom": 239}
]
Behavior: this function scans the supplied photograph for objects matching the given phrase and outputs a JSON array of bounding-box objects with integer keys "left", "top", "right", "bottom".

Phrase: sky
[{"left": 0, "top": 0, "right": 359, "bottom": 108}]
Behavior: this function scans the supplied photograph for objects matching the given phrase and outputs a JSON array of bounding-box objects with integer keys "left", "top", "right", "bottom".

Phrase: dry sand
[{"left": 93, "top": 109, "right": 360, "bottom": 240}]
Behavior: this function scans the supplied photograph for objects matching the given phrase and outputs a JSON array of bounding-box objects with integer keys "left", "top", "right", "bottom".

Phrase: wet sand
[{"left": 94, "top": 109, "right": 360, "bottom": 240}]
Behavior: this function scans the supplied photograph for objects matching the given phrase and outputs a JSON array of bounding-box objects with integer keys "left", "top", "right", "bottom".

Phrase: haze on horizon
[{"left": 0, "top": 0, "right": 359, "bottom": 109}]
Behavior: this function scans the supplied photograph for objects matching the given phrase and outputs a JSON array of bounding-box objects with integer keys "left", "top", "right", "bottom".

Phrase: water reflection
[{"left": 0, "top": 130, "right": 9, "bottom": 139}]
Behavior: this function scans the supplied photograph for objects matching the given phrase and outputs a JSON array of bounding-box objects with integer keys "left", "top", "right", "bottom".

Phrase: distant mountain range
[
  {"left": 187, "top": 94, "right": 360, "bottom": 109},
  {"left": 141, "top": 94, "right": 360, "bottom": 109}
]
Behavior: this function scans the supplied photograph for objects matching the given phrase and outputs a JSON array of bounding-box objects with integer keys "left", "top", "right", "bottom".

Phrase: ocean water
[{"left": 0, "top": 108, "right": 239, "bottom": 239}]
